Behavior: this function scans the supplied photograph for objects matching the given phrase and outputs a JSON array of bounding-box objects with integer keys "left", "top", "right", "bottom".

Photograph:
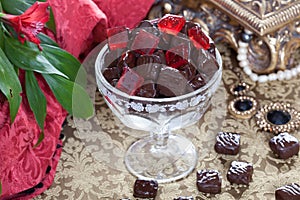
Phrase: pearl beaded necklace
[{"left": 237, "top": 30, "right": 300, "bottom": 83}]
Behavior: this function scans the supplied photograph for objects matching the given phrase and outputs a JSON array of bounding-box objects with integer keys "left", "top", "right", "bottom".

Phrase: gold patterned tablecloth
[{"left": 36, "top": 45, "right": 300, "bottom": 200}]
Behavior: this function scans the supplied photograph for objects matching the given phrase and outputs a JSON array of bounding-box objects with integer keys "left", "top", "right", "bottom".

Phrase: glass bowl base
[{"left": 124, "top": 134, "right": 198, "bottom": 183}]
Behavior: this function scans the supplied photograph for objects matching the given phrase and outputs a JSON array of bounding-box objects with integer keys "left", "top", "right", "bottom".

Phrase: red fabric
[
  {"left": 0, "top": 0, "right": 154, "bottom": 199},
  {"left": 0, "top": 74, "right": 66, "bottom": 200},
  {"left": 48, "top": 0, "right": 155, "bottom": 58}
]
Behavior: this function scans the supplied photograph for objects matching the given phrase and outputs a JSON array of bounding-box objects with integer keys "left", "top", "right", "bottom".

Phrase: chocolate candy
[
  {"left": 102, "top": 67, "right": 120, "bottom": 86},
  {"left": 157, "top": 66, "right": 187, "bottom": 97},
  {"left": 133, "top": 179, "right": 158, "bottom": 199},
  {"left": 269, "top": 132, "right": 299, "bottom": 159},
  {"left": 174, "top": 196, "right": 194, "bottom": 200},
  {"left": 196, "top": 169, "right": 222, "bottom": 194},
  {"left": 178, "top": 63, "right": 197, "bottom": 82},
  {"left": 188, "top": 73, "right": 206, "bottom": 91},
  {"left": 136, "top": 55, "right": 162, "bottom": 81},
  {"left": 214, "top": 132, "right": 241, "bottom": 155},
  {"left": 227, "top": 161, "right": 253, "bottom": 185},
  {"left": 275, "top": 183, "right": 300, "bottom": 200},
  {"left": 116, "top": 68, "right": 144, "bottom": 95},
  {"left": 118, "top": 50, "right": 139, "bottom": 69},
  {"left": 102, "top": 17, "right": 219, "bottom": 98},
  {"left": 135, "top": 81, "right": 157, "bottom": 98},
  {"left": 200, "top": 56, "right": 219, "bottom": 81}
]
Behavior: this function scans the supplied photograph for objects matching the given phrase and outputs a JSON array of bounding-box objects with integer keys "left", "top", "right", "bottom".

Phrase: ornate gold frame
[{"left": 148, "top": 0, "right": 300, "bottom": 75}]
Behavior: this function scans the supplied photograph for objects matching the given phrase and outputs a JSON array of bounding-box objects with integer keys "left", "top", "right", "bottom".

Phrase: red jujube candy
[
  {"left": 116, "top": 68, "right": 144, "bottom": 95},
  {"left": 130, "top": 29, "right": 160, "bottom": 55},
  {"left": 107, "top": 26, "right": 129, "bottom": 50},
  {"left": 188, "top": 26, "right": 210, "bottom": 50},
  {"left": 157, "top": 14, "right": 185, "bottom": 35}
]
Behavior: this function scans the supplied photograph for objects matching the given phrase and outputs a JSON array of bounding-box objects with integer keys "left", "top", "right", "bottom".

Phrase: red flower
[{"left": 1, "top": 2, "right": 50, "bottom": 49}]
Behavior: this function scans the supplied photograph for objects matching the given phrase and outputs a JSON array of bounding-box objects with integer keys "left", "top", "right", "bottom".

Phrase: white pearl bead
[
  {"left": 296, "top": 65, "right": 300, "bottom": 73},
  {"left": 258, "top": 75, "right": 268, "bottom": 83},
  {"left": 285, "top": 70, "right": 292, "bottom": 80},
  {"left": 291, "top": 68, "right": 298, "bottom": 77},
  {"left": 239, "top": 60, "right": 249, "bottom": 67},
  {"left": 244, "top": 29, "right": 253, "bottom": 35},
  {"left": 268, "top": 73, "right": 277, "bottom": 81},
  {"left": 250, "top": 73, "right": 258, "bottom": 82},
  {"left": 238, "top": 41, "right": 249, "bottom": 48},
  {"left": 277, "top": 71, "right": 286, "bottom": 80},
  {"left": 238, "top": 48, "right": 248, "bottom": 55},
  {"left": 237, "top": 54, "right": 247, "bottom": 61},
  {"left": 243, "top": 66, "right": 252, "bottom": 75}
]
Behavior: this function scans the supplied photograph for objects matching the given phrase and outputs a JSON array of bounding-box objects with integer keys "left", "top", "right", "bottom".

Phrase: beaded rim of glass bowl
[{"left": 237, "top": 29, "right": 300, "bottom": 83}]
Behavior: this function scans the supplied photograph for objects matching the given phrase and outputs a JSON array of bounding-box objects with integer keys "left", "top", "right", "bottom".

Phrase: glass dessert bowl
[{"left": 95, "top": 14, "right": 222, "bottom": 183}]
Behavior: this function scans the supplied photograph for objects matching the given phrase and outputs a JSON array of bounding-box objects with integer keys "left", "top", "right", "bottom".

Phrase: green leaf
[
  {"left": 38, "top": 33, "right": 58, "bottom": 47},
  {"left": 33, "top": 131, "right": 44, "bottom": 148},
  {"left": 25, "top": 71, "right": 47, "bottom": 130},
  {"left": 46, "top": 8, "right": 56, "bottom": 34},
  {"left": 0, "top": 181, "right": 2, "bottom": 196},
  {"left": 41, "top": 44, "right": 86, "bottom": 86},
  {"left": 4, "top": 36, "right": 67, "bottom": 78},
  {"left": 0, "top": 48, "right": 22, "bottom": 122},
  {"left": 1, "top": 0, "right": 35, "bottom": 14},
  {"left": 0, "top": 23, "right": 4, "bottom": 49},
  {"left": 43, "top": 74, "right": 94, "bottom": 118}
]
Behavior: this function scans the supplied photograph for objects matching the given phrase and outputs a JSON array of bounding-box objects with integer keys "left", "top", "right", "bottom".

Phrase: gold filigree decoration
[{"left": 208, "top": 0, "right": 300, "bottom": 35}]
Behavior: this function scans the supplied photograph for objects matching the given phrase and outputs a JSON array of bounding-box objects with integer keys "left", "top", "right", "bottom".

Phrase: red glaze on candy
[
  {"left": 188, "top": 26, "right": 210, "bottom": 50},
  {"left": 130, "top": 29, "right": 160, "bottom": 55},
  {"left": 116, "top": 68, "right": 144, "bottom": 95},
  {"left": 165, "top": 44, "right": 189, "bottom": 69},
  {"left": 157, "top": 14, "right": 186, "bottom": 35},
  {"left": 107, "top": 26, "right": 129, "bottom": 50}
]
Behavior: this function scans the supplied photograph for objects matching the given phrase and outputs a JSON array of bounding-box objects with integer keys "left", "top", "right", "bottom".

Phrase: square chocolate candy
[
  {"left": 156, "top": 66, "right": 187, "bottom": 97},
  {"left": 275, "top": 183, "right": 300, "bottom": 200},
  {"left": 214, "top": 132, "right": 241, "bottom": 155},
  {"left": 196, "top": 169, "right": 222, "bottom": 194},
  {"left": 269, "top": 132, "right": 299, "bottom": 159},
  {"left": 227, "top": 161, "right": 253, "bottom": 185},
  {"left": 133, "top": 179, "right": 158, "bottom": 199}
]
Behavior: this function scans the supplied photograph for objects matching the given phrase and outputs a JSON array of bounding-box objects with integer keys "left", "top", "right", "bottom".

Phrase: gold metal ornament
[
  {"left": 228, "top": 96, "right": 258, "bottom": 119},
  {"left": 255, "top": 102, "right": 300, "bottom": 134},
  {"left": 229, "top": 82, "right": 250, "bottom": 96},
  {"left": 148, "top": 0, "right": 300, "bottom": 75}
]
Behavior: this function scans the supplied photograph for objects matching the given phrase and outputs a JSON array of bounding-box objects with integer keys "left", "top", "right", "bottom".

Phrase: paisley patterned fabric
[
  {"left": 35, "top": 45, "right": 300, "bottom": 199},
  {"left": 0, "top": 73, "right": 66, "bottom": 200},
  {"left": 48, "top": 0, "right": 155, "bottom": 58},
  {"left": 0, "top": 1, "right": 154, "bottom": 199}
]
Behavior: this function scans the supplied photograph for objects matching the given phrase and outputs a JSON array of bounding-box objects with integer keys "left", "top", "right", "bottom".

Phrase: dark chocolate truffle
[
  {"left": 196, "top": 169, "right": 222, "bottom": 194},
  {"left": 133, "top": 179, "right": 158, "bottom": 199},
  {"left": 275, "top": 183, "right": 300, "bottom": 200},
  {"left": 269, "top": 132, "right": 299, "bottom": 159},
  {"left": 214, "top": 132, "right": 241, "bottom": 155},
  {"left": 227, "top": 161, "right": 253, "bottom": 185}
]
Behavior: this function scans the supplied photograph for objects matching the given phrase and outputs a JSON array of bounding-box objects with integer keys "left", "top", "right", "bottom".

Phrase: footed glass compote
[{"left": 95, "top": 15, "right": 222, "bottom": 183}]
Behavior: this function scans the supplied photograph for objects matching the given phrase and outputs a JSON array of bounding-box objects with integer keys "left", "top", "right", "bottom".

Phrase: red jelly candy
[
  {"left": 107, "top": 26, "right": 129, "bottom": 50},
  {"left": 188, "top": 26, "right": 210, "bottom": 50},
  {"left": 130, "top": 29, "right": 160, "bottom": 55},
  {"left": 157, "top": 14, "right": 186, "bottom": 35},
  {"left": 165, "top": 44, "right": 189, "bottom": 69},
  {"left": 116, "top": 68, "right": 144, "bottom": 95}
]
